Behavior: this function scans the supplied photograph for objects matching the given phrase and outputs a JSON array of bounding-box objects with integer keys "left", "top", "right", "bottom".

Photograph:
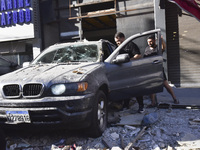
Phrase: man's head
[
  {"left": 114, "top": 32, "right": 125, "bottom": 46},
  {"left": 147, "top": 35, "right": 156, "bottom": 48}
]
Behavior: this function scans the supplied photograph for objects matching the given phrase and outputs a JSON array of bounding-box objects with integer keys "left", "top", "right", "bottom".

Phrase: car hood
[{"left": 0, "top": 62, "right": 100, "bottom": 84}]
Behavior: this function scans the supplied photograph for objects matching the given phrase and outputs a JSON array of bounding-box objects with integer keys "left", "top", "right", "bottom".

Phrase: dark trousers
[
  {"left": 123, "top": 96, "right": 144, "bottom": 109},
  {"left": 136, "top": 96, "right": 144, "bottom": 108}
]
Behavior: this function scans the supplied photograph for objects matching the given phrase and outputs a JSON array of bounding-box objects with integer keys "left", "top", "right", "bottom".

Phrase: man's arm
[
  {"left": 130, "top": 54, "right": 141, "bottom": 60},
  {"left": 129, "top": 42, "right": 141, "bottom": 60}
]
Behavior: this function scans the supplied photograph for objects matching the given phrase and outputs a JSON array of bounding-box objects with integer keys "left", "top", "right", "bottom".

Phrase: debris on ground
[{"left": 3, "top": 98, "right": 200, "bottom": 150}]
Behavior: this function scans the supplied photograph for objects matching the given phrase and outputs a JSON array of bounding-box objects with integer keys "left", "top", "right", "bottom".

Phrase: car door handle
[{"left": 153, "top": 60, "right": 161, "bottom": 64}]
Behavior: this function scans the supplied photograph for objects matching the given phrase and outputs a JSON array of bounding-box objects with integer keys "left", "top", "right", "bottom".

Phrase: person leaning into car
[{"left": 114, "top": 32, "right": 145, "bottom": 113}]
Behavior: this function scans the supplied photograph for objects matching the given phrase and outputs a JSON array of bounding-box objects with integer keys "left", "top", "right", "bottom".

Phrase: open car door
[{"left": 105, "top": 29, "right": 164, "bottom": 101}]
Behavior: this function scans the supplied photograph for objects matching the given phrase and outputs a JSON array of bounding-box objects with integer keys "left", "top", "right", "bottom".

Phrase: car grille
[
  {"left": 23, "top": 84, "right": 43, "bottom": 97},
  {"left": 3, "top": 84, "right": 20, "bottom": 97},
  {"left": 3, "top": 83, "right": 44, "bottom": 98}
]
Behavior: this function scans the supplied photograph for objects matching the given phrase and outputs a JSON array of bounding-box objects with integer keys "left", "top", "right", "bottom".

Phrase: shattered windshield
[{"left": 32, "top": 44, "right": 99, "bottom": 64}]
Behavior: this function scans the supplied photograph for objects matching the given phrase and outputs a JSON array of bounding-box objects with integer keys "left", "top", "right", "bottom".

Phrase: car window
[
  {"left": 102, "top": 42, "right": 113, "bottom": 61},
  {"left": 0, "top": 58, "right": 11, "bottom": 67},
  {"left": 131, "top": 34, "right": 159, "bottom": 58},
  {"left": 32, "top": 44, "right": 99, "bottom": 64},
  {"left": 35, "top": 51, "right": 55, "bottom": 63}
]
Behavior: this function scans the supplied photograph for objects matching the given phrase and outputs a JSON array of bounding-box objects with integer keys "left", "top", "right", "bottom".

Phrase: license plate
[{"left": 6, "top": 111, "right": 31, "bottom": 124}]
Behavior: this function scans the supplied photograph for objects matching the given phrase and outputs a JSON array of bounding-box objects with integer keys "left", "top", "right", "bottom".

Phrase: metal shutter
[
  {"left": 178, "top": 12, "right": 200, "bottom": 87},
  {"left": 165, "top": 1, "right": 180, "bottom": 86}
]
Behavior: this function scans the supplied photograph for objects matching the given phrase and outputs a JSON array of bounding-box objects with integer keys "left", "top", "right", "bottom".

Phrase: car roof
[{"left": 49, "top": 39, "right": 114, "bottom": 48}]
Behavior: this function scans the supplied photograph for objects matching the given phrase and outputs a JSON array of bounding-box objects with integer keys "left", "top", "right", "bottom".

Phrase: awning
[{"left": 168, "top": 0, "right": 200, "bottom": 22}]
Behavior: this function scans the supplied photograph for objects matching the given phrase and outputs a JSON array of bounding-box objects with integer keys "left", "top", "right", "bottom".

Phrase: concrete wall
[
  {"left": 116, "top": 0, "right": 154, "bottom": 38},
  {"left": 40, "top": 0, "right": 59, "bottom": 49},
  {"left": 115, "top": 0, "right": 155, "bottom": 55}
]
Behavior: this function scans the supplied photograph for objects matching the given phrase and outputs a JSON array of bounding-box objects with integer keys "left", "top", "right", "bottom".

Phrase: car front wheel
[{"left": 90, "top": 90, "right": 107, "bottom": 137}]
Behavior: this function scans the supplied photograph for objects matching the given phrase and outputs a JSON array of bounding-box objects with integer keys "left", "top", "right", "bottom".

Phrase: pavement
[
  {"left": 157, "top": 86, "right": 200, "bottom": 107},
  {"left": 116, "top": 86, "right": 200, "bottom": 126}
]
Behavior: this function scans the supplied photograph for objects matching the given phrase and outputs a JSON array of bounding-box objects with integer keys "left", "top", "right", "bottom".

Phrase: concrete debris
[
  {"left": 102, "top": 137, "right": 113, "bottom": 149},
  {"left": 3, "top": 101, "right": 200, "bottom": 150},
  {"left": 193, "top": 118, "right": 200, "bottom": 122},
  {"left": 142, "top": 112, "right": 158, "bottom": 126},
  {"left": 51, "top": 145, "right": 71, "bottom": 150},
  {"left": 124, "top": 125, "right": 136, "bottom": 130},
  {"left": 9, "top": 144, "right": 17, "bottom": 150},
  {"left": 180, "top": 132, "right": 198, "bottom": 141},
  {"left": 111, "top": 146, "right": 122, "bottom": 150},
  {"left": 166, "top": 145, "right": 173, "bottom": 150},
  {"left": 51, "top": 144, "right": 78, "bottom": 150},
  {"left": 125, "top": 126, "right": 147, "bottom": 150},
  {"left": 117, "top": 113, "right": 144, "bottom": 126},
  {"left": 54, "top": 139, "right": 66, "bottom": 146},
  {"left": 119, "top": 134, "right": 126, "bottom": 149},
  {"left": 110, "top": 132, "right": 119, "bottom": 140},
  {"left": 189, "top": 117, "right": 200, "bottom": 126}
]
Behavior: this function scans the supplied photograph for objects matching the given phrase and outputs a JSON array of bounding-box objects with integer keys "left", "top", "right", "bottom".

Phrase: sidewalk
[
  {"left": 113, "top": 87, "right": 200, "bottom": 126},
  {"left": 157, "top": 87, "right": 200, "bottom": 106}
]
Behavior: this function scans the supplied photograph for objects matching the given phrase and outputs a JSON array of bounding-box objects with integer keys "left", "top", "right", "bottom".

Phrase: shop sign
[
  {"left": 0, "top": 0, "right": 37, "bottom": 42},
  {"left": 0, "top": 0, "right": 32, "bottom": 26}
]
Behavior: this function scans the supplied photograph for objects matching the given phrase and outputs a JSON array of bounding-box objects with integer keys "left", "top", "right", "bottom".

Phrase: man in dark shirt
[
  {"left": 144, "top": 37, "right": 158, "bottom": 57},
  {"left": 114, "top": 32, "right": 144, "bottom": 113},
  {"left": 115, "top": 32, "right": 141, "bottom": 60},
  {"left": 144, "top": 35, "right": 179, "bottom": 106}
]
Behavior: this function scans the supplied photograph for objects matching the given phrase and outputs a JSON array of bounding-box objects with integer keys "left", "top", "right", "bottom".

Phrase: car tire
[{"left": 89, "top": 90, "right": 107, "bottom": 137}]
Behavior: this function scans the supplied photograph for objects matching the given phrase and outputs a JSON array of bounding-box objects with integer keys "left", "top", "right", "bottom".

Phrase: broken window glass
[{"left": 32, "top": 44, "right": 98, "bottom": 64}]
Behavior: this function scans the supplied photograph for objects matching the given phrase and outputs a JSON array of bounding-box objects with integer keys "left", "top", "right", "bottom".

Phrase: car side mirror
[
  {"left": 113, "top": 54, "right": 130, "bottom": 64},
  {"left": 23, "top": 62, "right": 30, "bottom": 67}
]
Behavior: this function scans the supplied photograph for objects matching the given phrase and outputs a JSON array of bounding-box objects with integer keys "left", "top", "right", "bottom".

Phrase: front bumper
[{"left": 0, "top": 93, "right": 95, "bottom": 129}]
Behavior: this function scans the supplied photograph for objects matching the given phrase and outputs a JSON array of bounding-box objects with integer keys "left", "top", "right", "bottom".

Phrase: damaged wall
[{"left": 116, "top": 0, "right": 155, "bottom": 38}]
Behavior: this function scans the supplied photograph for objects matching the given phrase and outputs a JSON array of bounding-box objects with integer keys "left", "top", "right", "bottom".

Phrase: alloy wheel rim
[{"left": 98, "top": 99, "right": 105, "bottom": 128}]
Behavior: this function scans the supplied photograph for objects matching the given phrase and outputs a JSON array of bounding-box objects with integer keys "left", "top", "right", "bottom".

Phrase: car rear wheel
[{"left": 89, "top": 90, "right": 107, "bottom": 137}]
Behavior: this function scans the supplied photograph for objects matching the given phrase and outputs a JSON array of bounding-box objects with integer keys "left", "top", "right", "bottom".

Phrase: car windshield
[{"left": 32, "top": 43, "right": 99, "bottom": 64}]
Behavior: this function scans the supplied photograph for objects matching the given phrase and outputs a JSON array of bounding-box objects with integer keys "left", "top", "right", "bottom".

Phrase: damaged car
[{"left": 0, "top": 29, "right": 163, "bottom": 137}]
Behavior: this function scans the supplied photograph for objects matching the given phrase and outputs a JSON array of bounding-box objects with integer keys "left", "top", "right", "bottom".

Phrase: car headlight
[
  {"left": 51, "top": 82, "right": 88, "bottom": 95},
  {"left": 51, "top": 84, "right": 66, "bottom": 95}
]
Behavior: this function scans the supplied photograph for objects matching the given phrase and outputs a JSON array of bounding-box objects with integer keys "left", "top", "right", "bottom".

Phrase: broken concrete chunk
[
  {"left": 152, "top": 144, "right": 160, "bottom": 150},
  {"left": 117, "top": 114, "right": 144, "bottom": 126},
  {"left": 124, "top": 125, "right": 136, "bottom": 130},
  {"left": 193, "top": 118, "right": 200, "bottom": 122},
  {"left": 102, "top": 137, "right": 113, "bottom": 149},
  {"left": 110, "top": 132, "right": 119, "bottom": 140},
  {"left": 180, "top": 132, "right": 198, "bottom": 141},
  {"left": 142, "top": 112, "right": 158, "bottom": 126},
  {"left": 155, "top": 129, "right": 161, "bottom": 138},
  {"left": 9, "top": 144, "right": 17, "bottom": 150},
  {"left": 111, "top": 146, "right": 122, "bottom": 150},
  {"left": 158, "top": 142, "right": 165, "bottom": 148},
  {"left": 166, "top": 145, "right": 173, "bottom": 150},
  {"left": 129, "top": 128, "right": 141, "bottom": 137}
]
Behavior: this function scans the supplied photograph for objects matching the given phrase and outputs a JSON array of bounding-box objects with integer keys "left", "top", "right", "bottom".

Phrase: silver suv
[{"left": 0, "top": 29, "right": 163, "bottom": 137}]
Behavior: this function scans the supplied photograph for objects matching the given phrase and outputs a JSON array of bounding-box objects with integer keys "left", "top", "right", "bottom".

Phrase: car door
[{"left": 104, "top": 29, "right": 163, "bottom": 101}]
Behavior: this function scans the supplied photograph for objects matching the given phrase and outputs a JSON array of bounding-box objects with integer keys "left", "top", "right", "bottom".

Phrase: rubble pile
[{"left": 4, "top": 101, "right": 200, "bottom": 150}]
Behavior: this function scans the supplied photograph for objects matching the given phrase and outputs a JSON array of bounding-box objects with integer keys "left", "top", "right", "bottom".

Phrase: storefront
[
  {"left": 0, "top": 0, "right": 41, "bottom": 65},
  {"left": 164, "top": 0, "right": 200, "bottom": 87}
]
